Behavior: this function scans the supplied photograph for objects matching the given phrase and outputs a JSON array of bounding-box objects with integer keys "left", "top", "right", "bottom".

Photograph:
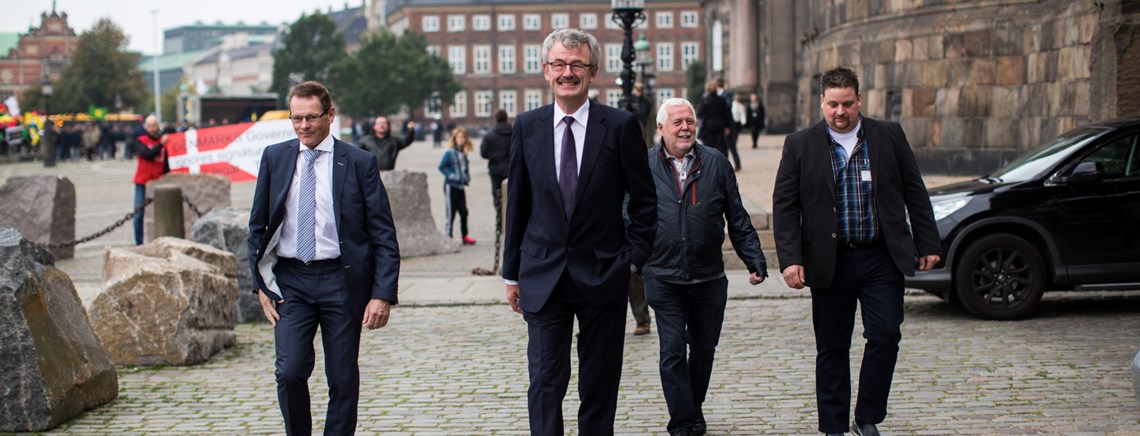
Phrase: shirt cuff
[{"left": 504, "top": 279, "right": 519, "bottom": 286}]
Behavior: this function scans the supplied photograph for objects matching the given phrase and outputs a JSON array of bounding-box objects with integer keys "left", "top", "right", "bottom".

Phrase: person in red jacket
[{"left": 131, "top": 115, "right": 169, "bottom": 245}]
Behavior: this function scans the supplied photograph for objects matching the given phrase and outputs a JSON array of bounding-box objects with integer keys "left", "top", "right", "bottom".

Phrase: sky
[{"left": 3, "top": 0, "right": 368, "bottom": 55}]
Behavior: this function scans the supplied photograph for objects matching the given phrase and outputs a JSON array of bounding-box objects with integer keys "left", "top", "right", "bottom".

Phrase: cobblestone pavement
[{"left": 42, "top": 292, "right": 1140, "bottom": 435}]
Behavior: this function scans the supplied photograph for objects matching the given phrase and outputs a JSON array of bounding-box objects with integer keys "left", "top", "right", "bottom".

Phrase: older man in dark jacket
[
  {"left": 480, "top": 109, "right": 512, "bottom": 207},
  {"left": 643, "top": 98, "right": 767, "bottom": 436},
  {"left": 359, "top": 115, "right": 416, "bottom": 170}
]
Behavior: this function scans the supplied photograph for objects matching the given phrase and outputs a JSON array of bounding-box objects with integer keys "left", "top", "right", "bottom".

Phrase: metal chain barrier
[
  {"left": 44, "top": 198, "right": 154, "bottom": 249},
  {"left": 471, "top": 187, "right": 504, "bottom": 276},
  {"left": 41, "top": 196, "right": 206, "bottom": 250}
]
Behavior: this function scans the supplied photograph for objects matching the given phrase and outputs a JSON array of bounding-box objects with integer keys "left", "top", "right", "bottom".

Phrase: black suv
[{"left": 906, "top": 118, "right": 1140, "bottom": 319}]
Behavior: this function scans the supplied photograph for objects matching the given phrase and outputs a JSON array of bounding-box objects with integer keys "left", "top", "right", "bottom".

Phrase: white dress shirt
[
  {"left": 277, "top": 134, "right": 341, "bottom": 260},
  {"left": 553, "top": 100, "right": 590, "bottom": 182}
]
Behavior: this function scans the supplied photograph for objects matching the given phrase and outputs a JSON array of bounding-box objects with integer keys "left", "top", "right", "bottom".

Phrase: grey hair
[
  {"left": 656, "top": 98, "right": 696, "bottom": 125},
  {"left": 542, "top": 29, "right": 601, "bottom": 66}
]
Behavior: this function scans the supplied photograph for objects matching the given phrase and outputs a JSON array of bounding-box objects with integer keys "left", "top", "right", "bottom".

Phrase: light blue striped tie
[{"left": 296, "top": 148, "right": 319, "bottom": 262}]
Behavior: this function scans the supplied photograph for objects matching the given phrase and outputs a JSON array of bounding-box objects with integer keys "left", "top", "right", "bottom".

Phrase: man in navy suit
[
  {"left": 248, "top": 81, "right": 400, "bottom": 436},
  {"left": 502, "top": 29, "right": 657, "bottom": 435}
]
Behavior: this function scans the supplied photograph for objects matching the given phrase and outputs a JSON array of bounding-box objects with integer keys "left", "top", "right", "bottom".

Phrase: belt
[
  {"left": 278, "top": 256, "right": 343, "bottom": 268},
  {"left": 839, "top": 239, "right": 882, "bottom": 249}
]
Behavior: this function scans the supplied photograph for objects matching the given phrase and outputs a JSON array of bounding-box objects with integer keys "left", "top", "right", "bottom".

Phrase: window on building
[
  {"left": 475, "top": 90, "right": 494, "bottom": 118},
  {"left": 580, "top": 13, "right": 597, "bottom": 29},
  {"left": 525, "top": 89, "right": 543, "bottom": 111},
  {"left": 422, "top": 15, "right": 440, "bottom": 32},
  {"left": 448, "top": 46, "right": 466, "bottom": 75},
  {"left": 523, "top": 14, "right": 541, "bottom": 30},
  {"left": 656, "top": 12, "right": 674, "bottom": 28},
  {"left": 605, "top": 43, "right": 622, "bottom": 73},
  {"left": 657, "top": 43, "right": 674, "bottom": 72},
  {"left": 425, "top": 92, "right": 442, "bottom": 119},
  {"left": 499, "top": 45, "right": 516, "bottom": 74},
  {"left": 606, "top": 89, "right": 623, "bottom": 108},
  {"left": 712, "top": 20, "right": 723, "bottom": 72},
  {"left": 427, "top": 45, "right": 441, "bottom": 57},
  {"left": 448, "top": 15, "right": 466, "bottom": 32},
  {"left": 450, "top": 91, "right": 467, "bottom": 117},
  {"left": 524, "top": 45, "right": 542, "bottom": 73},
  {"left": 551, "top": 14, "right": 569, "bottom": 29},
  {"left": 681, "top": 42, "right": 699, "bottom": 70},
  {"left": 473, "top": 15, "right": 491, "bottom": 31},
  {"left": 680, "top": 11, "right": 699, "bottom": 28},
  {"left": 390, "top": 17, "right": 409, "bottom": 35},
  {"left": 657, "top": 88, "right": 675, "bottom": 103},
  {"left": 473, "top": 45, "right": 492, "bottom": 74},
  {"left": 499, "top": 90, "right": 518, "bottom": 116},
  {"left": 498, "top": 14, "right": 516, "bottom": 31},
  {"left": 605, "top": 14, "right": 621, "bottom": 29}
]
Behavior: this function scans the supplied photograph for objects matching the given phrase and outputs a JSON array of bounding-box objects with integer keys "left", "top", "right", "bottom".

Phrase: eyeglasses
[
  {"left": 545, "top": 61, "right": 594, "bottom": 74},
  {"left": 290, "top": 108, "right": 330, "bottom": 124}
]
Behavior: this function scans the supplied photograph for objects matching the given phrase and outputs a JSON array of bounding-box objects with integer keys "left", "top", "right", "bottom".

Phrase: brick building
[
  {"left": 703, "top": 0, "right": 1140, "bottom": 174},
  {"left": 385, "top": 0, "right": 703, "bottom": 131},
  {"left": 0, "top": 9, "right": 78, "bottom": 103}
]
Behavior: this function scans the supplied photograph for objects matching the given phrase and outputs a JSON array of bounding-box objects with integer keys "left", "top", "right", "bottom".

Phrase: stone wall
[{"left": 790, "top": 0, "right": 1138, "bottom": 174}]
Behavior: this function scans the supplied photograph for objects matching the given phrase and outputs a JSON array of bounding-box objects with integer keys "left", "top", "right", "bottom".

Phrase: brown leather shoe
[{"left": 633, "top": 323, "right": 651, "bottom": 335}]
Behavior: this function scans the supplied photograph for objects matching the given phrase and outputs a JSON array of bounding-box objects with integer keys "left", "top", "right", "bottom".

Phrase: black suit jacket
[
  {"left": 248, "top": 137, "right": 401, "bottom": 308},
  {"left": 502, "top": 102, "right": 657, "bottom": 312},
  {"left": 772, "top": 117, "right": 940, "bottom": 289}
]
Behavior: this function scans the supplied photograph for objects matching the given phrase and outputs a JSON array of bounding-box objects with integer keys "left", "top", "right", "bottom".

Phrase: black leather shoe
[
  {"left": 825, "top": 433, "right": 844, "bottom": 436},
  {"left": 852, "top": 420, "right": 879, "bottom": 436},
  {"left": 693, "top": 420, "right": 706, "bottom": 435},
  {"left": 670, "top": 428, "right": 694, "bottom": 436}
]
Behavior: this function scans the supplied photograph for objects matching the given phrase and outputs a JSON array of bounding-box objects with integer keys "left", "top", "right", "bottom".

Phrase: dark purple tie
[{"left": 559, "top": 116, "right": 578, "bottom": 219}]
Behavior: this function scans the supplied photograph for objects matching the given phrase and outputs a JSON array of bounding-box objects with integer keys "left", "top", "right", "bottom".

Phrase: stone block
[
  {"left": 962, "top": 87, "right": 993, "bottom": 117},
  {"left": 912, "top": 36, "right": 929, "bottom": 60},
  {"left": 880, "top": 39, "right": 896, "bottom": 62},
  {"left": 994, "top": 27, "right": 1025, "bottom": 56},
  {"left": 984, "top": 119, "right": 1020, "bottom": 149},
  {"left": 927, "top": 119, "right": 942, "bottom": 148},
  {"left": 991, "top": 86, "right": 1023, "bottom": 118},
  {"left": 0, "top": 175, "right": 75, "bottom": 260},
  {"left": 144, "top": 173, "right": 231, "bottom": 244},
  {"left": 943, "top": 32, "right": 966, "bottom": 59},
  {"left": 997, "top": 55, "right": 1026, "bottom": 85},
  {"left": 970, "top": 59, "right": 997, "bottom": 85},
  {"left": 947, "top": 60, "right": 973, "bottom": 87},
  {"left": 1079, "top": 13, "right": 1097, "bottom": 44},
  {"left": 894, "top": 38, "right": 913, "bottom": 62},
  {"left": 189, "top": 207, "right": 262, "bottom": 323},
  {"left": 935, "top": 87, "right": 961, "bottom": 117},
  {"left": 964, "top": 30, "right": 993, "bottom": 57},
  {"left": 381, "top": 170, "right": 461, "bottom": 257},
  {"left": 900, "top": 118, "right": 928, "bottom": 148},
  {"left": 927, "top": 34, "right": 945, "bottom": 59},
  {"left": 911, "top": 88, "right": 937, "bottom": 117},
  {"left": 921, "top": 60, "right": 948, "bottom": 87},
  {"left": 940, "top": 118, "right": 984, "bottom": 149},
  {"left": 0, "top": 227, "right": 117, "bottom": 432},
  {"left": 92, "top": 238, "right": 237, "bottom": 366},
  {"left": 1058, "top": 46, "right": 1091, "bottom": 80}
]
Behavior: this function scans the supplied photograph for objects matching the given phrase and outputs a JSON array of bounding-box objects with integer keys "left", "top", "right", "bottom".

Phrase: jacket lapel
[
  {"left": 576, "top": 103, "right": 605, "bottom": 206},
  {"left": 332, "top": 139, "right": 348, "bottom": 235},
  {"left": 811, "top": 120, "right": 837, "bottom": 202},
  {"left": 270, "top": 140, "right": 299, "bottom": 226},
  {"left": 861, "top": 117, "right": 880, "bottom": 196},
  {"left": 532, "top": 105, "right": 564, "bottom": 213}
]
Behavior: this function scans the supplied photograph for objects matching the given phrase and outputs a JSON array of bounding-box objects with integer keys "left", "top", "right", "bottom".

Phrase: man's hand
[
  {"left": 258, "top": 289, "right": 283, "bottom": 326},
  {"left": 918, "top": 254, "right": 942, "bottom": 271},
  {"left": 782, "top": 264, "right": 806, "bottom": 289},
  {"left": 748, "top": 272, "right": 766, "bottom": 285},
  {"left": 505, "top": 284, "right": 522, "bottom": 314},
  {"left": 363, "top": 299, "right": 391, "bottom": 330}
]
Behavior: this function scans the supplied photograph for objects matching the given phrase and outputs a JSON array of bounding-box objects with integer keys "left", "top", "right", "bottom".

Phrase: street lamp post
[
  {"left": 611, "top": 0, "right": 645, "bottom": 113},
  {"left": 41, "top": 77, "right": 55, "bottom": 167}
]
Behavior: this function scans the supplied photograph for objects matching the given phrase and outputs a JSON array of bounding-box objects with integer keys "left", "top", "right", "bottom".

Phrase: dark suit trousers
[
  {"left": 523, "top": 270, "right": 628, "bottom": 436},
  {"left": 810, "top": 242, "right": 904, "bottom": 433},
  {"left": 273, "top": 258, "right": 364, "bottom": 436}
]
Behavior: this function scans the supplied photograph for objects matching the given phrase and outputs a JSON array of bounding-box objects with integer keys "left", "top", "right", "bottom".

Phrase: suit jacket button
[{"left": 831, "top": 233, "right": 837, "bottom": 238}]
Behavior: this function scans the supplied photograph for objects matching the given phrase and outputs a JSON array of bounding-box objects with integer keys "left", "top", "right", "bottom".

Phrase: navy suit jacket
[
  {"left": 502, "top": 102, "right": 657, "bottom": 313},
  {"left": 247, "top": 137, "right": 401, "bottom": 308},
  {"left": 772, "top": 117, "right": 940, "bottom": 289}
]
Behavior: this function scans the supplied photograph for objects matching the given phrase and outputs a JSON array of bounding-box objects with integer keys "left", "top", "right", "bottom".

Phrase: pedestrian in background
[
  {"left": 696, "top": 81, "right": 731, "bottom": 158},
  {"left": 480, "top": 109, "right": 512, "bottom": 218},
  {"left": 130, "top": 115, "right": 169, "bottom": 245},
  {"left": 247, "top": 81, "right": 400, "bottom": 436},
  {"left": 644, "top": 98, "right": 767, "bottom": 436},
  {"left": 773, "top": 66, "right": 941, "bottom": 436},
  {"left": 747, "top": 93, "right": 766, "bottom": 149},
  {"left": 502, "top": 28, "right": 657, "bottom": 435},
  {"left": 359, "top": 115, "right": 415, "bottom": 171},
  {"left": 431, "top": 120, "right": 443, "bottom": 148},
  {"left": 440, "top": 127, "right": 475, "bottom": 245}
]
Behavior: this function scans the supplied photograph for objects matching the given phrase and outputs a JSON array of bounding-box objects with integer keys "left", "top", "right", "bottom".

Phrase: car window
[
  {"left": 989, "top": 126, "right": 1104, "bottom": 183},
  {"left": 1074, "top": 134, "right": 1138, "bottom": 180}
]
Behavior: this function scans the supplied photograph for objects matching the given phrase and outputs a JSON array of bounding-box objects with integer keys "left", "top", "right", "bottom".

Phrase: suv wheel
[{"left": 954, "top": 234, "right": 1046, "bottom": 320}]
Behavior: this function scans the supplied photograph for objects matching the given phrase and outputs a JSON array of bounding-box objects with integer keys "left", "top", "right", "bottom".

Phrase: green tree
[
  {"left": 23, "top": 18, "right": 147, "bottom": 114},
  {"left": 332, "top": 30, "right": 460, "bottom": 118},
  {"left": 270, "top": 13, "right": 346, "bottom": 107},
  {"left": 685, "top": 60, "right": 707, "bottom": 108}
]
